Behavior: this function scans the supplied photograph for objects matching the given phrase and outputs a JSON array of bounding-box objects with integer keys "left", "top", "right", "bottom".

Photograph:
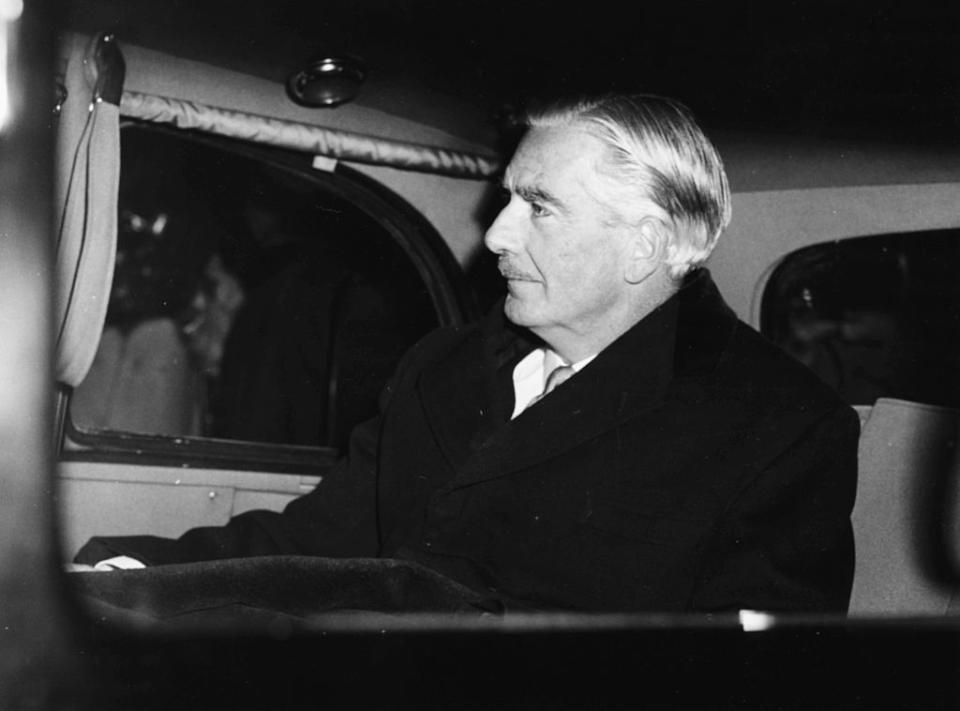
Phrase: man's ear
[{"left": 624, "top": 218, "right": 670, "bottom": 284}]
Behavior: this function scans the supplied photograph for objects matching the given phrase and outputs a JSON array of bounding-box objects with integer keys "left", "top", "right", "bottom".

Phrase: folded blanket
[{"left": 70, "top": 556, "right": 504, "bottom": 630}]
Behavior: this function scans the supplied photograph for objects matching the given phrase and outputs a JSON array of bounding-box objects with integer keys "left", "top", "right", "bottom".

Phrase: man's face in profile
[{"left": 484, "top": 123, "right": 634, "bottom": 346}]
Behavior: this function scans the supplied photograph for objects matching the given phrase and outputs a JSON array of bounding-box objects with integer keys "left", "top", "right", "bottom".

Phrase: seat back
[{"left": 850, "top": 398, "right": 960, "bottom": 614}]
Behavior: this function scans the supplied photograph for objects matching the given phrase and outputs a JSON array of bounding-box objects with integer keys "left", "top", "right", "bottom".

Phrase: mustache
[{"left": 497, "top": 258, "right": 537, "bottom": 281}]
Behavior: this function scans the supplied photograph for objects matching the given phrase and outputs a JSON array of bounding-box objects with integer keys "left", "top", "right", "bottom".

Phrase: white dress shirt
[{"left": 510, "top": 347, "right": 596, "bottom": 419}]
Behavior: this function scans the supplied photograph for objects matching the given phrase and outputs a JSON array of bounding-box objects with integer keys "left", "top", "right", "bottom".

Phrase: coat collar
[{"left": 418, "top": 269, "right": 738, "bottom": 490}]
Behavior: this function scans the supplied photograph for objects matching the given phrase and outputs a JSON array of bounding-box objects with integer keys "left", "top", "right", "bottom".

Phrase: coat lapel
[
  {"left": 417, "top": 305, "right": 533, "bottom": 475},
  {"left": 418, "top": 270, "right": 738, "bottom": 492}
]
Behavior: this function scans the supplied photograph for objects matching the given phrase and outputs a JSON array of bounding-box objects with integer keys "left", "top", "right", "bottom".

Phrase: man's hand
[{"left": 65, "top": 556, "right": 146, "bottom": 572}]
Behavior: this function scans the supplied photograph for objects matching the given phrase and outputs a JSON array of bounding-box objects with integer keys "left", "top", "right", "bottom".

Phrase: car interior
[{"left": 2, "top": 1, "right": 960, "bottom": 708}]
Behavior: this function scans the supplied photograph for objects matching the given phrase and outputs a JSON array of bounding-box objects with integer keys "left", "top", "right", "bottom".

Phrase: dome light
[{"left": 286, "top": 55, "right": 367, "bottom": 108}]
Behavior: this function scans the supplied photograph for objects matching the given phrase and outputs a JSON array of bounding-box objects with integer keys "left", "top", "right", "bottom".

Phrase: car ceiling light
[{"left": 286, "top": 54, "right": 367, "bottom": 108}]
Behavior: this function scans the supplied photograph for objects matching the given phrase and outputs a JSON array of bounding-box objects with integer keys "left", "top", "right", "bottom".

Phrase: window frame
[{"left": 60, "top": 122, "right": 478, "bottom": 474}]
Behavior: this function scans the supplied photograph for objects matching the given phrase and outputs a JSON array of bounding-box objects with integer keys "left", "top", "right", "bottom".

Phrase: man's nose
[{"left": 483, "top": 202, "right": 520, "bottom": 255}]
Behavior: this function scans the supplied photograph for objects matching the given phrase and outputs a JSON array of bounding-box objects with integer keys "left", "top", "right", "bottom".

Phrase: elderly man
[{"left": 76, "top": 94, "right": 858, "bottom": 614}]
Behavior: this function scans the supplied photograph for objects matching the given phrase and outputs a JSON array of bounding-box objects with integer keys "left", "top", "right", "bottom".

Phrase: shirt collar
[{"left": 511, "top": 347, "right": 596, "bottom": 418}]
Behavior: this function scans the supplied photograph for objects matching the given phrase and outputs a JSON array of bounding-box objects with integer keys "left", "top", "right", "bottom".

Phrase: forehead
[{"left": 504, "top": 123, "right": 608, "bottom": 193}]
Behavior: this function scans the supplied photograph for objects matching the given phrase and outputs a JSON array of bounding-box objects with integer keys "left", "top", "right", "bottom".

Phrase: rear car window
[{"left": 760, "top": 229, "right": 960, "bottom": 407}]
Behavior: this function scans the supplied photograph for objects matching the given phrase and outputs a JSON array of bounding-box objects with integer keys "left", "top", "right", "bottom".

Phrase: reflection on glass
[{"left": 762, "top": 231, "right": 960, "bottom": 407}]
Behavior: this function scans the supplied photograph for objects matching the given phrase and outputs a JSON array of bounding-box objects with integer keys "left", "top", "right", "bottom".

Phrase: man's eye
[{"left": 530, "top": 202, "right": 548, "bottom": 217}]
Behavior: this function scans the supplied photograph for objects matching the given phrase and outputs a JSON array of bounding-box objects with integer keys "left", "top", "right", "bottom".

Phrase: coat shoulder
[{"left": 720, "top": 320, "right": 855, "bottom": 425}]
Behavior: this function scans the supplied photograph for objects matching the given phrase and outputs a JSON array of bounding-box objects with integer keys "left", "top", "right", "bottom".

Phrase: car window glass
[
  {"left": 69, "top": 126, "right": 439, "bottom": 450},
  {"left": 760, "top": 230, "right": 960, "bottom": 407}
]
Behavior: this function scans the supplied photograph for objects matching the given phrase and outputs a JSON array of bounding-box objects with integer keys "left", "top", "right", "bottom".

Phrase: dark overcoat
[{"left": 77, "top": 270, "right": 859, "bottom": 613}]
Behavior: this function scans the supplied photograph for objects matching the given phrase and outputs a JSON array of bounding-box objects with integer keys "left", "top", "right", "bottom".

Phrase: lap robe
[{"left": 71, "top": 556, "right": 505, "bottom": 628}]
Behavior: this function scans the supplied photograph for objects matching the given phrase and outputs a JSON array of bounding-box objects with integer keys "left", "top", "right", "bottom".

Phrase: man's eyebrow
[{"left": 502, "top": 179, "right": 567, "bottom": 212}]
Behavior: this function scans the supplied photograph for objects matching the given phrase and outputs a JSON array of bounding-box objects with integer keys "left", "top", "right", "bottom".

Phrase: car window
[
  {"left": 69, "top": 125, "right": 450, "bottom": 452},
  {"left": 760, "top": 229, "right": 960, "bottom": 407}
]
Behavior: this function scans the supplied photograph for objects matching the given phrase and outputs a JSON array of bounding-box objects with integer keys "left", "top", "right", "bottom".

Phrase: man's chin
[{"left": 503, "top": 295, "right": 538, "bottom": 327}]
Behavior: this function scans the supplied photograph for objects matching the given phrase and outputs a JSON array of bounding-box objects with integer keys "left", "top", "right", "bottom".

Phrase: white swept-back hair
[{"left": 525, "top": 94, "right": 732, "bottom": 279}]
